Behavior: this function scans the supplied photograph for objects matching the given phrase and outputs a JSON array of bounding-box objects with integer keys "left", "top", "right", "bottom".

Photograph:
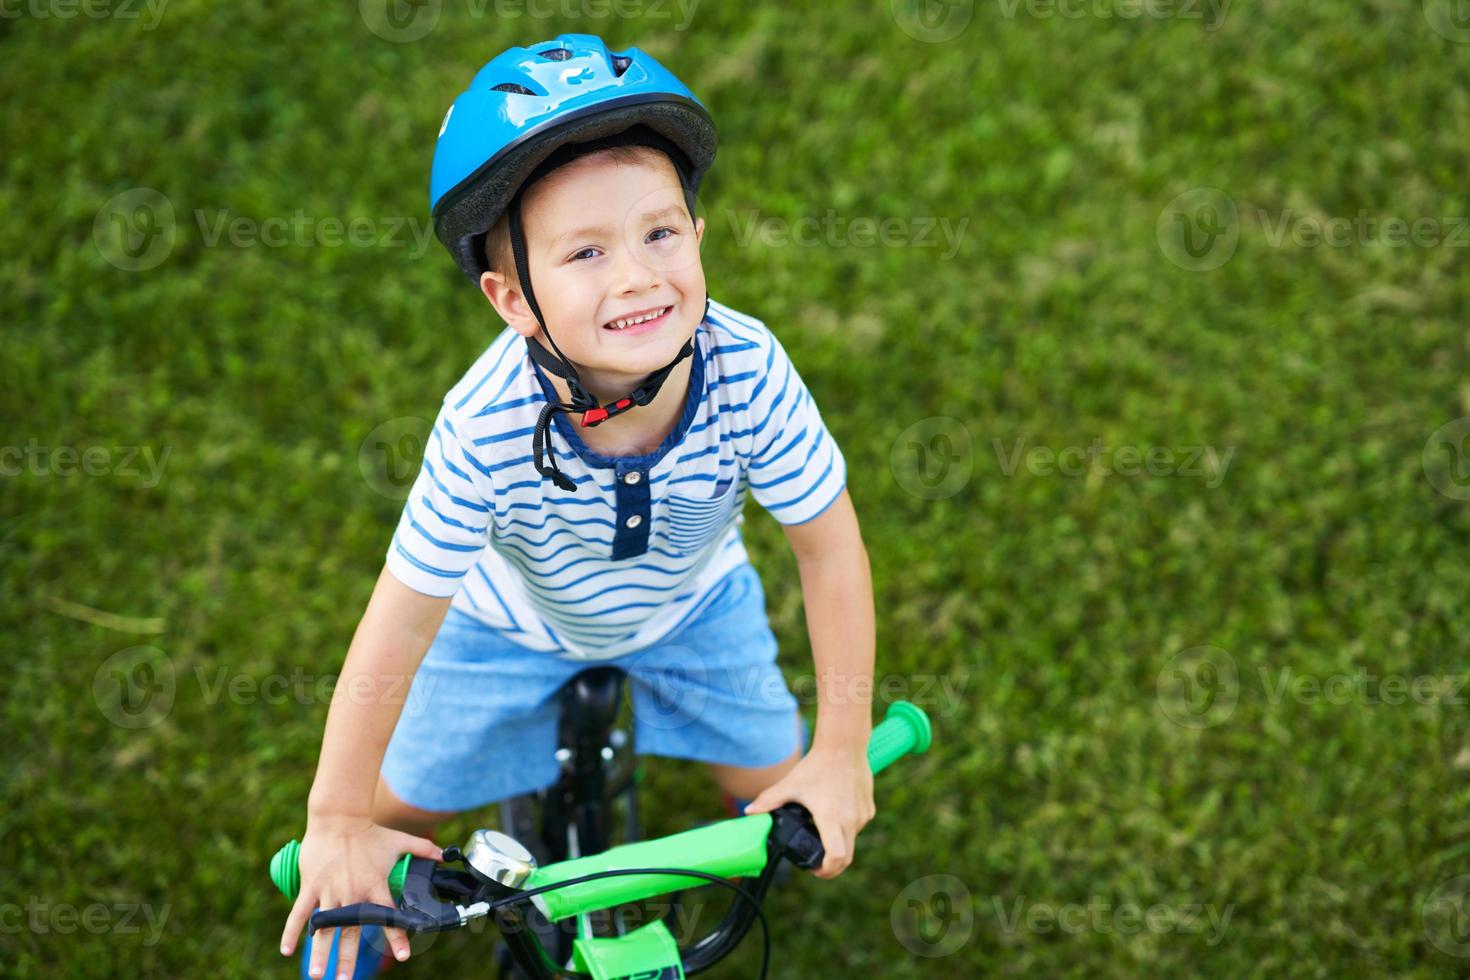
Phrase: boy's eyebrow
[{"left": 547, "top": 205, "right": 687, "bottom": 249}]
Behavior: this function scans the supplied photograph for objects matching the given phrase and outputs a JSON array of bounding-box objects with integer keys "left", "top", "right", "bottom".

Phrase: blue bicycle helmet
[
  {"left": 431, "top": 34, "right": 716, "bottom": 284},
  {"left": 429, "top": 35, "right": 718, "bottom": 492}
]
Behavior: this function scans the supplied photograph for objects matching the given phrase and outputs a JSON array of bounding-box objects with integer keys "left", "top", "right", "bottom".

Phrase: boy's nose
[{"left": 611, "top": 247, "right": 660, "bottom": 294}]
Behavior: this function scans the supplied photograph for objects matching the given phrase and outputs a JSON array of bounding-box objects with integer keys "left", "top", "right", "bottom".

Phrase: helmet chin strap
[{"left": 507, "top": 198, "right": 703, "bottom": 494}]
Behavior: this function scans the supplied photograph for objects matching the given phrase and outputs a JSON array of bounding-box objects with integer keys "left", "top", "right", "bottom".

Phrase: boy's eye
[
  {"left": 647, "top": 226, "right": 677, "bottom": 243},
  {"left": 569, "top": 247, "right": 601, "bottom": 262}
]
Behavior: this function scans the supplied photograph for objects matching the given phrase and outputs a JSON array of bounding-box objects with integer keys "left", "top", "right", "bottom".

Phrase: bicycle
[{"left": 271, "top": 686, "right": 932, "bottom": 978}]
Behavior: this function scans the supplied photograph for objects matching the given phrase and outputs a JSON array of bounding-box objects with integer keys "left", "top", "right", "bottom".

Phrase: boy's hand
[
  {"left": 743, "top": 745, "right": 875, "bottom": 879},
  {"left": 279, "top": 815, "right": 442, "bottom": 979}
]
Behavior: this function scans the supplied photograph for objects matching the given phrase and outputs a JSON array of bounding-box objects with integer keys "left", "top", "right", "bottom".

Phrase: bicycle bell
[{"left": 462, "top": 829, "right": 537, "bottom": 889}]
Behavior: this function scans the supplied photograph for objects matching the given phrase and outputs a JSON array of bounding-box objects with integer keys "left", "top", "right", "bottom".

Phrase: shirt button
[
  {"left": 625, "top": 514, "right": 643, "bottom": 529},
  {"left": 623, "top": 471, "right": 642, "bottom": 485}
]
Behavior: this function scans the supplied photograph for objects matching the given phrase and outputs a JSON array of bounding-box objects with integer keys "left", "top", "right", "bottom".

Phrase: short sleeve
[
  {"left": 384, "top": 402, "right": 493, "bottom": 597},
  {"left": 745, "top": 333, "right": 848, "bottom": 525}
]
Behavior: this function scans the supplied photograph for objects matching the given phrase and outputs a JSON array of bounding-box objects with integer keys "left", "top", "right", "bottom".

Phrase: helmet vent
[
  {"left": 537, "top": 48, "right": 572, "bottom": 61},
  {"left": 611, "top": 55, "right": 632, "bottom": 76},
  {"left": 492, "top": 83, "right": 537, "bottom": 95}
]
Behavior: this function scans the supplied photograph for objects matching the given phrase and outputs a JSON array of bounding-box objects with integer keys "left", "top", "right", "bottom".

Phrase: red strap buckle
[{"left": 581, "top": 407, "right": 610, "bottom": 427}]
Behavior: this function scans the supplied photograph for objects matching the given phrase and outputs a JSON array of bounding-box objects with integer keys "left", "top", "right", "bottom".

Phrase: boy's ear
[
  {"left": 479, "top": 270, "right": 540, "bottom": 339},
  {"left": 694, "top": 215, "right": 705, "bottom": 246}
]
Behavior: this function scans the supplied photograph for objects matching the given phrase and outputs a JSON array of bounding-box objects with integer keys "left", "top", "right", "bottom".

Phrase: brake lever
[
  {"left": 307, "top": 855, "right": 489, "bottom": 936},
  {"left": 769, "top": 803, "right": 826, "bottom": 870},
  {"left": 309, "top": 903, "right": 438, "bottom": 934}
]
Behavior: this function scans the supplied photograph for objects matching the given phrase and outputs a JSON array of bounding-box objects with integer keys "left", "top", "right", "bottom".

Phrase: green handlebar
[
  {"left": 868, "top": 700, "right": 932, "bottom": 774},
  {"left": 269, "top": 701, "right": 932, "bottom": 903}
]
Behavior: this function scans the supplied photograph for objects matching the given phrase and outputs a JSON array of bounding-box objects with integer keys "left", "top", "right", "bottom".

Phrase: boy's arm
[
  {"left": 282, "top": 565, "right": 450, "bottom": 967},
  {"left": 743, "top": 488, "right": 877, "bottom": 879},
  {"left": 307, "top": 564, "right": 453, "bottom": 820}
]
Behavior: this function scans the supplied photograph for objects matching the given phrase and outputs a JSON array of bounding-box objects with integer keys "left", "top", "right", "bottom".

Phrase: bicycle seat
[{"left": 559, "top": 666, "right": 626, "bottom": 738}]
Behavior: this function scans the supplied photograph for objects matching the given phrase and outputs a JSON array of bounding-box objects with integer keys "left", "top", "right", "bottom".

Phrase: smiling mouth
[{"left": 602, "top": 305, "right": 673, "bottom": 333}]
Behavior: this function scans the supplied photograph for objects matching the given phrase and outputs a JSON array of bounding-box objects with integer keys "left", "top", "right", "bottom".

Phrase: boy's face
[{"left": 480, "top": 151, "right": 706, "bottom": 392}]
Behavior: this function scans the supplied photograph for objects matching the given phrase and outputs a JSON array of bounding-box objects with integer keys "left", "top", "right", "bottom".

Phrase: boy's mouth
[{"left": 601, "top": 305, "right": 672, "bottom": 335}]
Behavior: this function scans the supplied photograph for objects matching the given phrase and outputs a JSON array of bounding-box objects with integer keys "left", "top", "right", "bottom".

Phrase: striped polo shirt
[{"left": 385, "top": 299, "right": 848, "bottom": 660}]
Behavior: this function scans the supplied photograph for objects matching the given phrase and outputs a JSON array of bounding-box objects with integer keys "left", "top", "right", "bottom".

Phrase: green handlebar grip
[
  {"left": 269, "top": 840, "right": 412, "bottom": 903},
  {"left": 867, "top": 701, "right": 932, "bottom": 774}
]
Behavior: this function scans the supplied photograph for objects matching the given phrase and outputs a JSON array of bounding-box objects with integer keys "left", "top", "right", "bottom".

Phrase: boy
[{"left": 281, "top": 35, "right": 875, "bottom": 979}]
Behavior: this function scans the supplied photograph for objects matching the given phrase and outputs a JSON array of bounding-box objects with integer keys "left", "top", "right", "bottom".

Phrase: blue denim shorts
[{"left": 381, "top": 563, "right": 804, "bottom": 812}]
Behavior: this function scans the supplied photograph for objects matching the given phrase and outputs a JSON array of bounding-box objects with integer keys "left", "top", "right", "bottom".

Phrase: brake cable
[{"left": 486, "top": 865, "right": 771, "bottom": 980}]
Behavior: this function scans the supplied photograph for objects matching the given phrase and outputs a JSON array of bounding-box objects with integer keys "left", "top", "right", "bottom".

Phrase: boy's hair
[{"left": 481, "top": 143, "right": 674, "bottom": 280}]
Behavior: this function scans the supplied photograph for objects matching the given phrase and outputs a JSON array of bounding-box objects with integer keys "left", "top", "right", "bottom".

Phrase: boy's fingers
[
  {"left": 371, "top": 886, "right": 412, "bottom": 963},
  {"left": 811, "top": 812, "right": 852, "bottom": 879},
  {"left": 335, "top": 925, "right": 360, "bottom": 980},
  {"left": 393, "top": 831, "right": 444, "bottom": 862},
  {"left": 307, "top": 916, "right": 336, "bottom": 980},
  {"left": 281, "top": 892, "right": 317, "bottom": 955}
]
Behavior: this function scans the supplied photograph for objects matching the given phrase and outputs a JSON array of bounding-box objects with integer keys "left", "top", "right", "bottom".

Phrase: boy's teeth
[{"left": 607, "top": 306, "right": 668, "bottom": 330}]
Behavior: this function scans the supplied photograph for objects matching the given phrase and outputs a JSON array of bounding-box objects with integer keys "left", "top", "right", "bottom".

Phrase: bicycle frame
[{"left": 272, "top": 701, "right": 932, "bottom": 978}]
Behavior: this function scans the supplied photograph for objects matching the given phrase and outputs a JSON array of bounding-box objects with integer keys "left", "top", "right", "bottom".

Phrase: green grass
[{"left": 4, "top": 1, "right": 1470, "bottom": 976}]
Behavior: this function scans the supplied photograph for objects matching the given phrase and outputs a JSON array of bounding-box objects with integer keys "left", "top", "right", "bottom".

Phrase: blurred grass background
[{"left": 4, "top": 0, "right": 1470, "bottom": 976}]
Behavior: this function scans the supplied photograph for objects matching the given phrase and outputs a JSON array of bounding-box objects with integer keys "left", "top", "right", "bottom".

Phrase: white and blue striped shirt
[{"left": 385, "top": 300, "right": 848, "bottom": 660}]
